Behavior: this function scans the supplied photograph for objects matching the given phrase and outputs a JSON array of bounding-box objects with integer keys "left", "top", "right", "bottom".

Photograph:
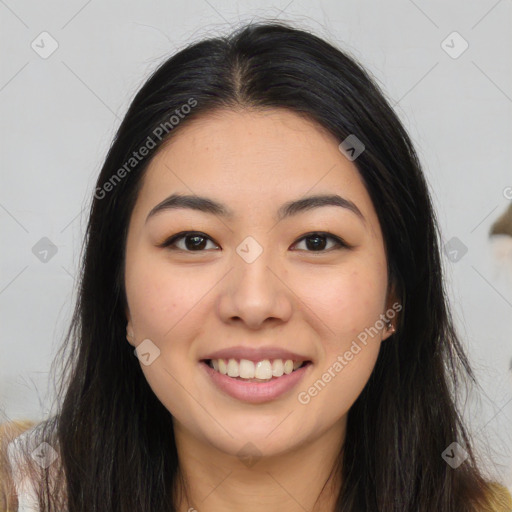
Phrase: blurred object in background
[
  {"left": 490, "top": 203, "right": 512, "bottom": 283},
  {"left": 489, "top": 202, "right": 512, "bottom": 495},
  {"left": 491, "top": 203, "right": 512, "bottom": 237}
]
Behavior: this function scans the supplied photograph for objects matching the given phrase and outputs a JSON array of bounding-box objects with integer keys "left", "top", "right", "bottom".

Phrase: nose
[{"left": 216, "top": 250, "right": 293, "bottom": 330}]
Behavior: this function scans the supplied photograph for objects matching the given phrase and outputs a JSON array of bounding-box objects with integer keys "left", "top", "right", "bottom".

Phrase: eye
[
  {"left": 158, "top": 231, "right": 219, "bottom": 252},
  {"left": 158, "top": 230, "right": 349, "bottom": 253},
  {"left": 291, "top": 232, "right": 349, "bottom": 252}
]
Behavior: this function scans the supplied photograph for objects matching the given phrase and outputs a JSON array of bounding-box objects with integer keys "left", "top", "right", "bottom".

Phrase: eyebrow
[{"left": 145, "top": 193, "right": 365, "bottom": 224}]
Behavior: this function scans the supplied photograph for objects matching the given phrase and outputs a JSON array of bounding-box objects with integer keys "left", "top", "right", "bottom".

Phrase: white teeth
[
  {"left": 208, "top": 358, "right": 306, "bottom": 380},
  {"left": 227, "top": 358, "right": 239, "bottom": 377},
  {"left": 272, "top": 359, "right": 283, "bottom": 376},
  {"left": 218, "top": 359, "right": 227, "bottom": 375},
  {"left": 239, "top": 359, "right": 255, "bottom": 378},
  {"left": 283, "top": 360, "right": 294, "bottom": 374},
  {"left": 255, "top": 360, "right": 272, "bottom": 379}
]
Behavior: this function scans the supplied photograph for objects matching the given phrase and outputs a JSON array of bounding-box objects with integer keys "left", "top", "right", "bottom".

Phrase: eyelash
[{"left": 158, "top": 231, "right": 350, "bottom": 253}]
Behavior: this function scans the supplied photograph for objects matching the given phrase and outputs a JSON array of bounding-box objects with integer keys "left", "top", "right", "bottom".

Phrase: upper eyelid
[{"left": 159, "top": 231, "right": 220, "bottom": 249}]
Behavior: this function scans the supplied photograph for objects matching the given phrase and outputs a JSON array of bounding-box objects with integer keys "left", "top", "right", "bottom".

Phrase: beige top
[{"left": 6, "top": 429, "right": 41, "bottom": 512}]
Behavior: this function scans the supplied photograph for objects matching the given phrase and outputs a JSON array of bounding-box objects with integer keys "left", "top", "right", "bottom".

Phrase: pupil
[
  {"left": 306, "top": 235, "right": 326, "bottom": 251},
  {"left": 186, "top": 235, "right": 207, "bottom": 250}
]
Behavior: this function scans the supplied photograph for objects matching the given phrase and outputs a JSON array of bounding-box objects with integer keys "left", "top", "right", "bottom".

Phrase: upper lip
[{"left": 201, "top": 346, "right": 311, "bottom": 363}]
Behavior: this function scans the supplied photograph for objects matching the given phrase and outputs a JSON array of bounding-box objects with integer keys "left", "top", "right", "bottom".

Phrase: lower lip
[{"left": 200, "top": 361, "right": 311, "bottom": 404}]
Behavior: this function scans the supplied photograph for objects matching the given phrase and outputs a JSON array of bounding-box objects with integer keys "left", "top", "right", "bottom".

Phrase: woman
[{"left": 3, "top": 20, "right": 511, "bottom": 512}]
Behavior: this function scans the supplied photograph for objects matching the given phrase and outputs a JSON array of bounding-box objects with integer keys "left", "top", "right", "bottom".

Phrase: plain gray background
[{"left": 1, "top": 0, "right": 511, "bottom": 490}]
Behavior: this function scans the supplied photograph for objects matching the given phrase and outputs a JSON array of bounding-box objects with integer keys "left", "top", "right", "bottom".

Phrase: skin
[{"left": 124, "top": 107, "right": 397, "bottom": 512}]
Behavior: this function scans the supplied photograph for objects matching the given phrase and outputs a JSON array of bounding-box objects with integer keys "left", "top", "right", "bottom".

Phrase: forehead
[
  {"left": 131, "top": 108, "right": 379, "bottom": 230},
  {"left": 154, "top": 107, "right": 349, "bottom": 176}
]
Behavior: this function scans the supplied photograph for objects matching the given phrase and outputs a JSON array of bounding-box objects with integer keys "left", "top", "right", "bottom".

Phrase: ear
[
  {"left": 381, "top": 321, "right": 396, "bottom": 342},
  {"left": 382, "top": 284, "right": 400, "bottom": 341},
  {"left": 125, "top": 308, "right": 135, "bottom": 347}
]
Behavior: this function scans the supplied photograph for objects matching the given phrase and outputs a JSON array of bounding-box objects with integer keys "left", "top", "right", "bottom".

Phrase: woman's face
[{"left": 124, "top": 107, "right": 395, "bottom": 459}]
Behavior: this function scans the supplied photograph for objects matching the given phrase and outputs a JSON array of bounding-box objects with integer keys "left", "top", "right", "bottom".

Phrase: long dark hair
[{"left": 10, "top": 20, "right": 498, "bottom": 511}]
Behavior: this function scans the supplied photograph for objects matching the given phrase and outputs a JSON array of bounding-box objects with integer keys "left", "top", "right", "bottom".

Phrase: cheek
[
  {"left": 125, "top": 257, "right": 204, "bottom": 416},
  {"left": 124, "top": 254, "right": 215, "bottom": 376},
  {"left": 307, "top": 345, "right": 380, "bottom": 422},
  {"left": 310, "top": 258, "right": 386, "bottom": 409},
  {"left": 125, "top": 265, "right": 176, "bottom": 336},
  {"left": 300, "top": 264, "right": 387, "bottom": 340},
  {"left": 125, "top": 254, "right": 204, "bottom": 335},
  {"left": 125, "top": 253, "right": 204, "bottom": 322},
  {"left": 297, "top": 267, "right": 385, "bottom": 419}
]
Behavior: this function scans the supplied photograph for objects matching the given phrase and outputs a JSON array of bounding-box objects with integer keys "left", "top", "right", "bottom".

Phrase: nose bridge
[
  {"left": 219, "top": 234, "right": 292, "bottom": 327},
  {"left": 234, "top": 234, "right": 277, "bottom": 300}
]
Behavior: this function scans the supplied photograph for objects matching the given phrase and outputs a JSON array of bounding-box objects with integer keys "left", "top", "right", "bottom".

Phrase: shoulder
[
  {"left": 1, "top": 421, "right": 42, "bottom": 512},
  {"left": 483, "top": 481, "right": 512, "bottom": 512}
]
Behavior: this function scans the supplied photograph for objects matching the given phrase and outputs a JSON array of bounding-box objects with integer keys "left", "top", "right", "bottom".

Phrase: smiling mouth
[{"left": 201, "top": 358, "right": 312, "bottom": 383}]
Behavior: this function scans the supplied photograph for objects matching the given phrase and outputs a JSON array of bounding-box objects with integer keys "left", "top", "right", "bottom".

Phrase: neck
[{"left": 172, "top": 419, "right": 345, "bottom": 512}]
